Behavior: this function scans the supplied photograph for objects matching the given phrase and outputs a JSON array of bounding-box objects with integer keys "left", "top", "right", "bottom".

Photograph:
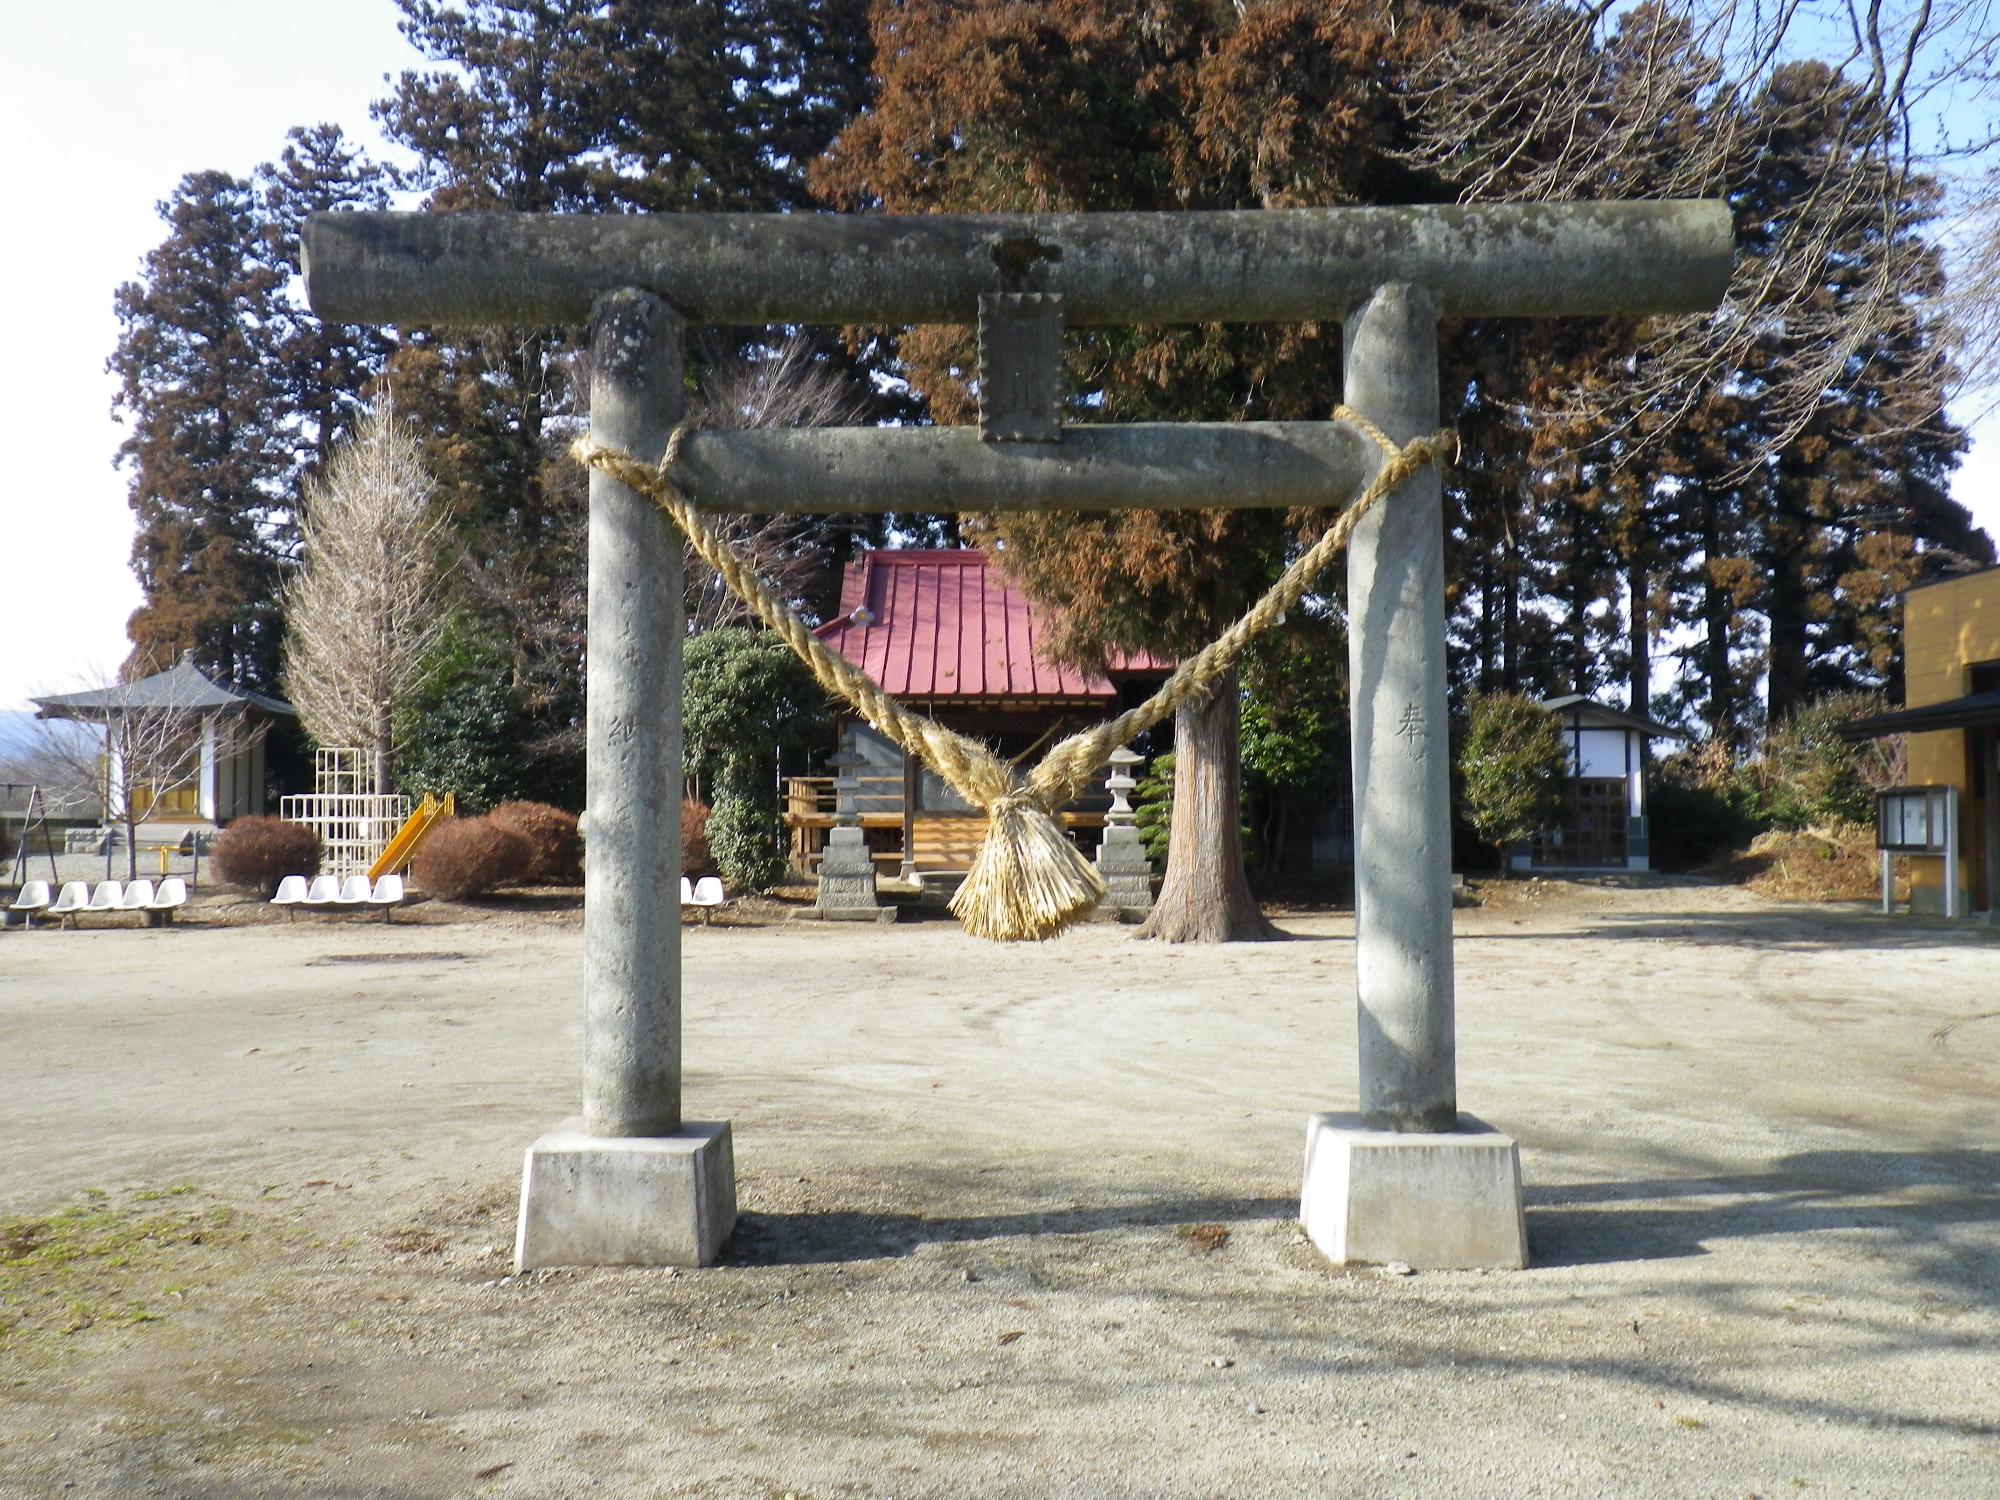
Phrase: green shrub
[
  {"left": 707, "top": 768, "right": 787, "bottom": 894},
  {"left": 212, "top": 816, "right": 322, "bottom": 896},
  {"left": 1459, "top": 692, "right": 1569, "bottom": 860},
  {"left": 392, "top": 629, "right": 526, "bottom": 812},
  {"left": 682, "top": 627, "right": 831, "bottom": 791},
  {"left": 410, "top": 816, "right": 533, "bottom": 899},
  {"left": 488, "top": 800, "right": 582, "bottom": 884},
  {"left": 1759, "top": 693, "right": 1895, "bottom": 830},
  {"left": 681, "top": 628, "right": 828, "bottom": 894},
  {"left": 1133, "top": 751, "right": 1175, "bottom": 865},
  {"left": 1240, "top": 619, "right": 1347, "bottom": 873},
  {"left": 1648, "top": 739, "right": 1767, "bottom": 871}
]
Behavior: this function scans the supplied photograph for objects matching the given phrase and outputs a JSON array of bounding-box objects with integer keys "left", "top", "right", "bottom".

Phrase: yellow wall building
[{"left": 1877, "top": 567, "right": 2000, "bottom": 914}]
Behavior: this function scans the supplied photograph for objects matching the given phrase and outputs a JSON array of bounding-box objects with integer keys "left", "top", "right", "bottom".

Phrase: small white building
[
  {"left": 32, "top": 652, "right": 293, "bottom": 831},
  {"left": 1511, "top": 694, "right": 1686, "bottom": 873}
]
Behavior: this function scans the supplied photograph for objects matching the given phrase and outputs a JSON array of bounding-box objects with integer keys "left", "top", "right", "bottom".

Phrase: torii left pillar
[{"left": 514, "top": 288, "right": 737, "bottom": 1270}]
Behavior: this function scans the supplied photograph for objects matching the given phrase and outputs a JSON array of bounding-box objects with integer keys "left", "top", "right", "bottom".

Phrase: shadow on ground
[
  {"left": 1464, "top": 906, "right": 2000, "bottom": 951},
  {"left": 727, "top": 1194, "right": 1298, "bottom": 1266},
  {"left": 1530, "top": 1148, "right": 2000, "bottom": 1294}
]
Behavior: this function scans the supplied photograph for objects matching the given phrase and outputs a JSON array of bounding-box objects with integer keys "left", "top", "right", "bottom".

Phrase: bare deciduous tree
[
  {"left": 281, "top": 396, "right": 449, "bottom": 791},
  {"left": 1399, "top": 0, "right": 2000, "bottom": 457},
  {"left": 685, "top": 333, "right": 874, "bottom": 633},
  {"left": 557, "top": 331, "right": 871, "bottom": 636}
]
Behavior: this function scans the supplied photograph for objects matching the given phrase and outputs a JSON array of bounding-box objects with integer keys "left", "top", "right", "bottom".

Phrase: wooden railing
[
  {"left": 781, "top": 770, "right": 1113, "bottom": 876},
  {"left": 782, "top": 771, "right": 907, "bottom": 824}
]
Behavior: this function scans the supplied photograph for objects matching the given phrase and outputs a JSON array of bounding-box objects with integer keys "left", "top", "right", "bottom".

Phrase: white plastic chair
[
  {"left": 86, "top": 881, "right": 124, "bottom": 915},
  {"left": 149, "top": 878, "right": 188, "bottom": 924},
  {"left": 336, "top": 875, "right": 372, "bottom": 905},
  {"left": 9, "top": 881, "right": 50, "bottom": 928},
  {"left": 688, "top": 876, "right": 726, "bottom": 923},
  {"left": 119, "top": 879, "right": 156, "bottom": 916},
  {"left": 303, "top": 875, "right": 340, "bottom": 906},
  {"left": 48, "top": 881, "right": 88, "bottom": 924},
  {"left": 366, "top": 873, "right": 404, "bottom": 922},
  {"left": 270, "top": 875, "right": 308, "bottom": 921},
  {"left": 680, "top": 876, "right": 695, "bottom": 904}
]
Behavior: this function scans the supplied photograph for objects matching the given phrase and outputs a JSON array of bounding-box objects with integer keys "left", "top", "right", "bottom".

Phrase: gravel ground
[{"left": 0, "top": 879, "right": 1995, "bottom": 1498}]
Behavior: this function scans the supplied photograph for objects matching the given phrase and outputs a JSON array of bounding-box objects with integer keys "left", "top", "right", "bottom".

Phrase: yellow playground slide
[{"left": 370, "top": 792, "right": 456, "bottom": 881}]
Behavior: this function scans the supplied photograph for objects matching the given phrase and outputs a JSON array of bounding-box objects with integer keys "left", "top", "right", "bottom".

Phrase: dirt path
[{"left": 1, "top": 882, "right": 1996, "bottom": 1497}]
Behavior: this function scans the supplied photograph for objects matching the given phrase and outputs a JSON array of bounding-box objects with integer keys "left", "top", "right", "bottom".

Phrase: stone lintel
[{"left": 305, "top": 201, "right": 1733, "bottom": 328}]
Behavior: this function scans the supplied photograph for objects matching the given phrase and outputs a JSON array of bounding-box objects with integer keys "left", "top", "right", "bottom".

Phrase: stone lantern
[
  {"left": 814, "top": 747, "right": 895, "bottom": 922},
  {"left": 1093, "top": 746, "right": 1155, "bottom": 921}
]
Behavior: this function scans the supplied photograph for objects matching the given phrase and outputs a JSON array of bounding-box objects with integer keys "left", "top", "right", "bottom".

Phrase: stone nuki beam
[
  {"left": 303, "top": 201, "right": 1732, "bottom": 328},
  {"left": 670, "top": 423, "right": 1374, "bottom": 513}
]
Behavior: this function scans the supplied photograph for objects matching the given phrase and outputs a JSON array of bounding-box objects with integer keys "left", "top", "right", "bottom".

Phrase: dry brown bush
[
  {"left": 682, "top": 799, "right": 713, "bottom": 876},
  {"left": 411, "top": 816, "right": 533, "bottom": 900},
  {"left": 1703, "top": 823, "right": 1902, "bottom": 904},
  {"left": 212, "top": 816, "right": 322, "bottom": 897},
  {"left": 488, "top": 801, "right": 582, "bottom": 884}
]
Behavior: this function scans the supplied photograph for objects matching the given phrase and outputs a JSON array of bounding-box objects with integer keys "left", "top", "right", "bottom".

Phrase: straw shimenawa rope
[{"left": 574, "top": 407, "right": 1451, "bottom": 942}]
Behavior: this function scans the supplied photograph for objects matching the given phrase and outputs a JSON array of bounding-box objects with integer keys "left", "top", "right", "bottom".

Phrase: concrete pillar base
[
  {"left": 1299, "top": 1112, "right": 1527, "bottom": 1270},
  {"left": 515, "top": 1118, "right": 736, "bottom": 1271}
]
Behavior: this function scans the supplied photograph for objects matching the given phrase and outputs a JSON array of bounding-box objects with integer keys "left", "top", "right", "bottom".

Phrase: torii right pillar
[{"left": 1300, "top": 282, "right": 1529, "bottom": 1269}]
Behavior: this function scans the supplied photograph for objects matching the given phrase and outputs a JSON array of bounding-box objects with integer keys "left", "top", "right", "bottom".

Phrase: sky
[
  {"left": 0, "top": 2, "right": 1995, "bottom": 715},
  {"left": 0, "top": 1, "right": 412, "bottom": 712}
]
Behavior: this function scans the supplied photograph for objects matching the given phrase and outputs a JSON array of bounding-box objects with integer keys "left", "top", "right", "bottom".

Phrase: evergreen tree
[
  {"left": 257, "top": 124, "right": 396, "bottom": 481},
  {"left": 1459, "top": 691, "right": 1569, "bottom": 867},
  {"left": 110, "top": 171, "right": 292, "bottom": 691},
  {"left": 1712, "top": 62, "right": 1987, "bottom": 732}
]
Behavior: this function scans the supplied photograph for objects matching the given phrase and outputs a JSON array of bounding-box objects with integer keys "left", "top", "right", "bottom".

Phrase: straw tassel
[{"left": 949, "top": 793, "right": 1108, "bottom": 942}]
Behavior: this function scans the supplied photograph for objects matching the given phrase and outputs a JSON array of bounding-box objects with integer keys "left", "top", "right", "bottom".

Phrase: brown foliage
[
  {"left": 411, "top": 816, "right": 533, "bottom": 900},
  {"left": 811, "top": 0, "right": 1446, "bottom": 663},
  {"left": 1704, "top": 825, "right": 1897, "bottom": 904},
  {"left": 488, "top": 800, "right": 582, "bottom": 884},
  {"left": 213, "top": 816, "right": 323, "bottom": 897},
  {"left": 682, "top": 799, "right": 713, "bottom": 876}
]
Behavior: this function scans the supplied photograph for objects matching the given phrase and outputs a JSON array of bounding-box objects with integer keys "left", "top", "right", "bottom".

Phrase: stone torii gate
[{"left": 304, "top": 201, "right": 1732, "bottom": 1274}]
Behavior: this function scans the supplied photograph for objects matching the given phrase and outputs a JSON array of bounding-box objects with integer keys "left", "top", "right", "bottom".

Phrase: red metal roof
[{"left": 812, "top": 550, "right": 1169, "bottom": 704}]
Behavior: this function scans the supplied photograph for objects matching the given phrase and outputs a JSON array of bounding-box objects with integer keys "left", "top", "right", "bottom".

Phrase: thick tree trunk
[
  {"left": 1478, "top": 543, "right": 1497, "bottom": 690},
  {"left": 1764, "top": 543, "right": 1809, "bottom": 729},
  {"left": 1700, "top": 491, "right": 1735, "bottom": 743},
  {"left": 1568, "top": 504, "right": 1590, "bottom": 694},
  {"left": 1627, "top": 554, "right": 1650, "bottom": 716},
  {"left": 1136, "top": 667, "right": 1280, "bottom": 944}
]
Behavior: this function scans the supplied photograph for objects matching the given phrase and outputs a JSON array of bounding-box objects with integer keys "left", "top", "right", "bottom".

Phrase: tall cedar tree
[
  {"left": 112, "top": 131, "right": 394, "bottom": 700},
  {"left": 1725, "top": 62, "right": 1984, "bottom": 730},
  {"left": 111, "top": 171, "right": 293, "bottom": 691},
  {"left": 259, "top": 125, "right": 397, "bottom": 478},
  {"left": 812, "top": 0, "right": 1453, "bottom": 941}
]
